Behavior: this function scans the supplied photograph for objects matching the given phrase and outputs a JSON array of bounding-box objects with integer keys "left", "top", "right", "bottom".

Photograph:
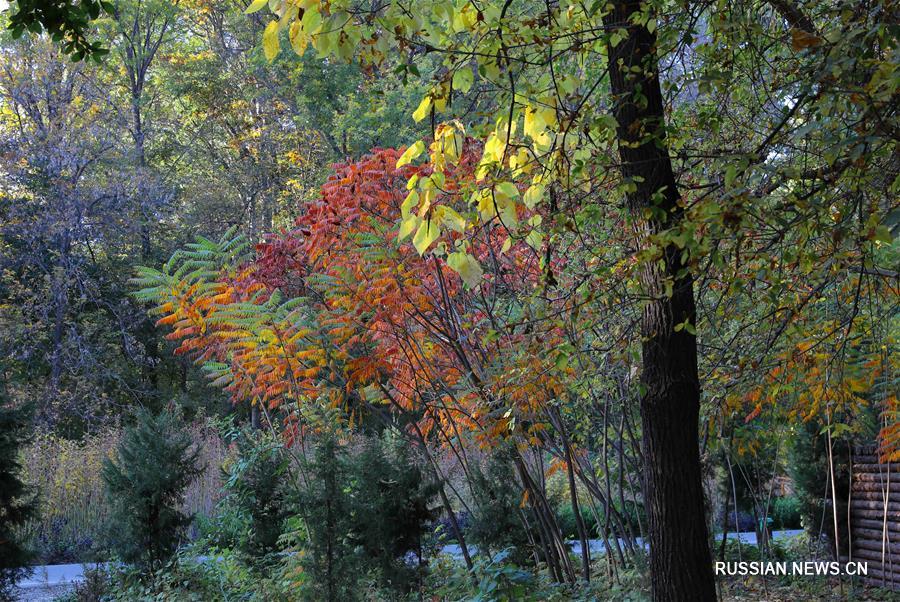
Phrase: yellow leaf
[
  {"left": 493, "top": 182, "right": 519, "bottom": 229},
  {"left": 497, "top": 195, "right": 518, "bottom": 230},
  {"left": 395, "top": 140, "right": 425, "bottom": 168},
  {"left": 450, "top": 4, "right": 477, "bottom": 31},
  {"left": 523, "top": 184, "right": 544, "bottom": 209},
  {"left": 401, "top": 190, "right": 419, "bottom": 218},
  {"left": 524, "top": 105, "right": 546, "bottom": 140},
  {"left": 485, "top": 131, "right": 507, "bottom": 160},
  {"left": 279, "top": 3, "right": 297, "bottom": 27},
  {"left": 413, "top": 219, "right": 440, "bottom": 255},
  {"left": 412, "top": 96, "right": 432, "bottom": 123},
  {"left": 263, "top": 21, "right": 280, "bottom": 62},
  {"left": 475, "top": 186, "right": 518, "bottom": 230},
  {"left": 435, "top": 205, "right": 466, "bottom": 232},
  {"left": 509, "top": 148, "right": 531, "bottom": 176},
  {"left": 418, "top": 186, "right": 434, "bottom": 217},
  {"left": 289, "top": 21, "right": 308, "bottom": 55},
  {"left": 447, "top": 251, "right": 483, "bottom": 287},
  {"left": 245, "top": 0, "right": 268, "bottom": 14},
  {"left": 474, "top": 189, "right": 495, "bottom": 221},
  {"left": 398, "top": 214, "right": 419, "bottom": 241},
  {"left": 440, "top": 125, "right": 463, "bottom": 164},
  {"left": 433, "top": 88, "right": 448, "bottom": 112}
]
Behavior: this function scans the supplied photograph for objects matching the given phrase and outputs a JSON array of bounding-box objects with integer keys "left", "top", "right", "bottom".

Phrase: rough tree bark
[{"left": 602, "top": 1, "right": 717, "bottom": 600}]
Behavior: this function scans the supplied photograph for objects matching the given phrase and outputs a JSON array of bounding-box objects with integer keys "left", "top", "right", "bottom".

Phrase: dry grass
[{"left": 19, "top": 420, "right": 229, "bottom": 563}]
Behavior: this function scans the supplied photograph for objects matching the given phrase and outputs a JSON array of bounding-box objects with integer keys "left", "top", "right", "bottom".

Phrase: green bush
[
  {"left": 425, "top": 552, "right": 651, "bottom": 602},
  {"left": 288, "top": 432, "right": 440, "bottom": 600},
  {"left": 556, "top": 500, "right": 644, "bottom": 542},
  {"left": 721, "top": 538, "right": 762, "bottom": 562},
  {"left": 58, "top": 565, "right": 110, "bottom": 602},
  {"left": 97, "top": 549, "right": 286, "bottom": 601},
  {"left": 220, "top": 427, "right": 291, "bottom": 561},
  {"left": 770, "top": 496, "right": 802, "bottom": 530},
  {"left": 428, "top": 550, "right": 542, "bottom": 602},
  {"left": 465, "top": 451, "right": 534, "bottom": 566},
  {"left": 788, "top": 419, "right": 850, "bottom": 553},
  {"left": 348, "top": 436, "right": 439, "bottom": 595},
  {"left": 555, "top": 504, "right": 598, "bottom": 540},
  {"left": 192, "top": 503, "right": 250, "bottom": 552},
  {"left": 292, "top": 433, "right": 360, "bottom": 601},
  {"left": 101, "top": 408, "right": 202, "bottom": 572}
]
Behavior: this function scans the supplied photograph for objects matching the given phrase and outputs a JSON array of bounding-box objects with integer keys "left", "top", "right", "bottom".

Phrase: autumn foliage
[
  {"left": 139, "top": 145, "right": 570, "bottom": 451},
  {"left": 139, "top": 140, "right": 898, "bottom": 464}
]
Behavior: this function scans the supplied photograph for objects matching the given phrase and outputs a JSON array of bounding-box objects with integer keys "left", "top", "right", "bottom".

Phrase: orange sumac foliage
[{"left": 141, "top": 145, "right": 569, "bottom": 447}]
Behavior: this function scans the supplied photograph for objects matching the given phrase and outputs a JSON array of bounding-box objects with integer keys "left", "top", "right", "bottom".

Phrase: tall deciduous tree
[{"left": 602, "top": 2, "right": 714, "bottom": 596}]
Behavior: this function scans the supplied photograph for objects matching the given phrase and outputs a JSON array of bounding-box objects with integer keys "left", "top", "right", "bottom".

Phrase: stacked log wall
[{"left": 849, "top": 445, "right": 899, "bottom": 590}]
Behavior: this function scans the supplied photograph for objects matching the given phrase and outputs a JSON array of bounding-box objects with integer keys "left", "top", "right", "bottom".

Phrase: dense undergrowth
[{"left": 19, "top": 412, "right": 890, "bottom": 602}]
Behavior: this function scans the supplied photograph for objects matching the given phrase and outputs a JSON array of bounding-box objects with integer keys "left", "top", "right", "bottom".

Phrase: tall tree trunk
[
  {"left": 131, "top": 91, "right": 152, "bottom": 259},
  {"left": 49, "top": 230, "right": 71, "bottom": 396},
  {"left": 132, "top": 89, "right": 160, "bottom": 396},
  {"left": 603, "top": 2, "right": 716, "bottom": 600}
]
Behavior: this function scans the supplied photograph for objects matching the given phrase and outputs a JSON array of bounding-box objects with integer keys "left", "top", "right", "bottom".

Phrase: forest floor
[
  {"left": 722, "top": 578, "right": 900, "bottom": 601},
  {"left": 17, "top": 531, "right": 805, "bottom": 591},
  {"left": 15, "top": 531, "right": 897, "bottom": 601}
]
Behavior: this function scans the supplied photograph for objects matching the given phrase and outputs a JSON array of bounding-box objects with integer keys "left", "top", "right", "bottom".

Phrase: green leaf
[
  {"left": 724, "top": 164, "right": 737, "bottom": 187},
  {"left": 873, "top": 225, "right": 893, "bottom": 243},
  {"left": 301, "top": 6, "right": 322, "bottom": 34},
  {"left": 494, "top": 181, "right": 519, "bottom": 201},
  {"left": 452, "top": 67, "right": 474, "bottom": 93},
  {"left": 555, "top": 349, "right": 570, "bottom": 370},
  {"left": 525, "top": 230, "right": 543, "bottom": 249}
]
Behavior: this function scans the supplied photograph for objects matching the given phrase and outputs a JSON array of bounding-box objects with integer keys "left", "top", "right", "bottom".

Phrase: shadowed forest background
[{"left": 0, "top": 0, "right": 897, "bottom": 600}]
